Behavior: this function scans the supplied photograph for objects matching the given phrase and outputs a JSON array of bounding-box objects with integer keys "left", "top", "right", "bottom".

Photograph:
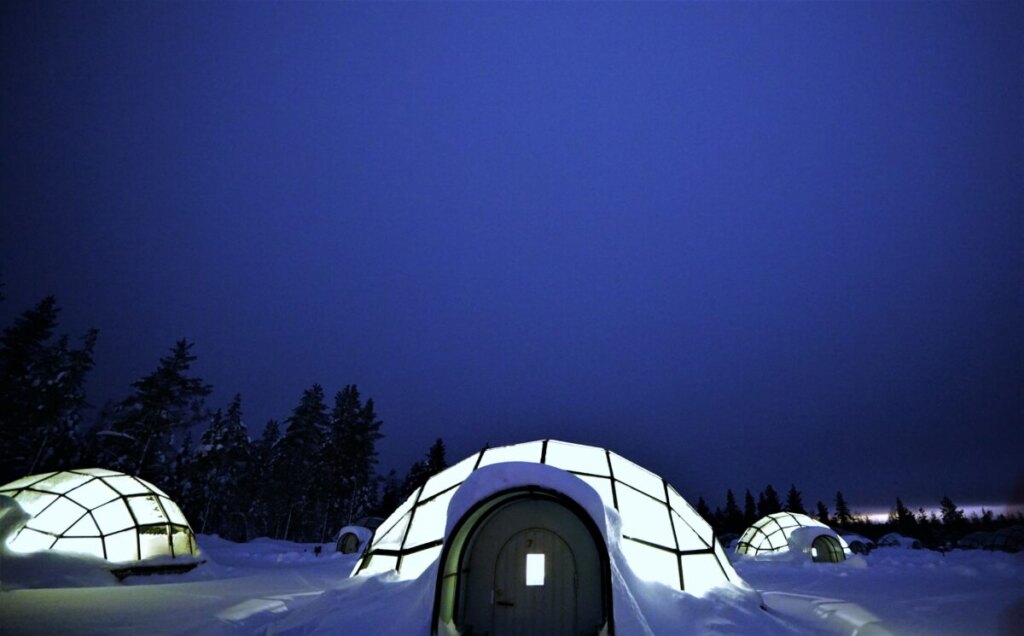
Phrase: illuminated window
[{"left": 526, "top": 553, "right": 545, "bottom": 586}]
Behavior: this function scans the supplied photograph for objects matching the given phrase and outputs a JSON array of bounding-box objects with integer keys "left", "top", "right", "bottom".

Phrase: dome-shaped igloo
[
  {"left": 736, "top": 511, "right": 851, "bottom": 563},
  {"left": 353, "top": 439, "right": 749, "bottom": 635},
  {"left": 0, "top": 468, "right": 201, "bottom": 577}
]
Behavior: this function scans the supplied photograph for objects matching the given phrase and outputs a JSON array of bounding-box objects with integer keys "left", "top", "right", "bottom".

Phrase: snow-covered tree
[
  {"left": 188, "top": 394, "right": 253, "bottom": 539},
  {"left": 0, "top": 296, "right": 97, "bottom": 483},
  {"left": 272, "top": 384, "right": 330, "bottom": 541},
  {"left": 98, "top": 340, "right": 211, "bottom": 494},
  {"left": 322, "top": 385, "right": 384, "bottom": 529}
]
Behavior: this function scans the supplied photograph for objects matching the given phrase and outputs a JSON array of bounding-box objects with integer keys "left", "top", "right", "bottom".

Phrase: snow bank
[{"left": 0, "top": 495, "right": 118, "bottom": 590}]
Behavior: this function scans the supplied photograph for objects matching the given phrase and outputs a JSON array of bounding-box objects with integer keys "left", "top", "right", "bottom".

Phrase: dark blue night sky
[{"left": 2, "top": 1, "right": 1021, "bottom": 513}]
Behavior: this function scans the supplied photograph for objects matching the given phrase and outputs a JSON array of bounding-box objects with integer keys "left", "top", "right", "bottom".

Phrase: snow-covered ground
[{"left": 1, "top": 535, "right": 1021, "bottom": 635}]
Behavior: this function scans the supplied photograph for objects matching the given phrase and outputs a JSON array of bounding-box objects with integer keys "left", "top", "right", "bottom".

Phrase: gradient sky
[{"left": 2, "top": 1, "right": 1021, "bottom": 514}]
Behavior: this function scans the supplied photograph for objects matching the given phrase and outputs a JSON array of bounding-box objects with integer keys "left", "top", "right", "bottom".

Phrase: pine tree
[
  {"left": 403, "top": 438, "right": 448, "bottom": 497},
  {"left": 99, "top": 340, "right": 211, "bottom": 494},
  {"left": 785, "top": 484, "right": 806, "bottom": 515},
  {"left": 695, "top": 496, "right": 711, "bottom": 520},
  {"left": 0, "top": 296, "right": 97, "bottom": 482},
  {"left": 322, "top": 385, "right": 384, "bottom": 528},
  {"left": 188, "top": 394, "right": 253, "bottom": 539},
  {"left": 816, "top": 501, "right": 830, "bottom": 524},
  {"left": 758, "top": 485, "right": 782, "bottom": 517},
  {"left": 273, "top": 384, "right": 330, "bottom": 541},
  {"left": 835, "top": 491, "right": 853, "bottom": 526},
  {"left": 890, "top": 497, "right": 916, "bottom": 534},
  {"left": 939, "top": 496, "right": 965, "bottom": 528},
  {"left": 743, "top": 489, "right": 757, "bottom": 524},
  {"left": 723, "top": 489, "right": 743, "bottom": 533},
  {"left": 248, "top": 419, "right": 282, "bottom": 538},
  {"left": 376, "top": 469, "right": 402, "bottom": 518}
]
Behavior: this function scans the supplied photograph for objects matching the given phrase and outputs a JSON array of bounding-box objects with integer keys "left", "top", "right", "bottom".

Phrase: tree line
[
  {"left": 0, "top": 295, "right": 448, "bottom": 543},
  {"left": 696, "top": 485, "right": 1022, "bottom": 549},
  {"left": 3, "top": 294, "right": 1018, "bottom": 547}
]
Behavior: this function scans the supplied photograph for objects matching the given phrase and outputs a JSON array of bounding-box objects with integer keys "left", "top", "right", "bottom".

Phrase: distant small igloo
[
  {"left": 877, "top": 532, "right": 922, "bottom": 550},
  {"left": 736, "top": 512, "right": 850, "bottom": 563},
  {"left": 0, "top": 468, "right": 202, "bottom": 577}
]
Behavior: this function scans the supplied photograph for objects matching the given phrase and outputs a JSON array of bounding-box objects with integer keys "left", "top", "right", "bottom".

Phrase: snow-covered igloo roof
[
  {"left": 354, "top": 439, "right": 743, "bottom": 595},
  {"left": 736, "top": 512, "right": 850, "bottom": 557},
  {"left": 0, "top": 468, "right": 200, "bottom": 569}
]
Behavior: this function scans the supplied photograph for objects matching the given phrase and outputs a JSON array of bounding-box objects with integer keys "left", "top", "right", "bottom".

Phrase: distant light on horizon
[{"left": 859, "top": 503, "right": 1023, "bottom": 524}]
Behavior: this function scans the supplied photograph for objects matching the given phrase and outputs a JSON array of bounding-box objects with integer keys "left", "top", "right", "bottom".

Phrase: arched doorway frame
[
  {"left": 431, "top": 486, "right": 614, "bottom": 635},
  {"left": 811, "top": 534, "right": 845, "bottom": 563}
]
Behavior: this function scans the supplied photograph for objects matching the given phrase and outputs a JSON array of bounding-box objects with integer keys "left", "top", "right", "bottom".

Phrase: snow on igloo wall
[
  {"left": 736, "top": 511, "right": 850, "bottom": 557},
  {"left": 0, "top": 468, "right": 199, "bottom": 563},
  {"left": 354, "top": 439, "right": 742, "bottom": 595}
]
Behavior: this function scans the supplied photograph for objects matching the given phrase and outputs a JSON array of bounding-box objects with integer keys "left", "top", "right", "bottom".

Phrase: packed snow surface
[{"left": 2, "top": 531, "right": 1021, "bottom": 635}]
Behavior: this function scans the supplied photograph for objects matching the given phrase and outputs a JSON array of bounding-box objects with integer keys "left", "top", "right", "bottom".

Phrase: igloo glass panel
[
  {"left": 681, "top": 553, "right": 726, "bottom": 596},
  {"left": 0, "top": 472, "right": 56, "bottom": 491},
  {"left": 105, "top": 529, "right": 139, "bottom": 562},
  {"left": 139, "top": 525, "right": 170, "bottom": 559},
  {"left": 609, "top": 454, "right": 664, "bottom": 497},
  {"left": 398, "top": 546, "right": 441, "bottom": 580},
  {"left": 672, "top": 511, "right": 711, "bottom": 551},
  {"left": 68, "top": 479, "right": 119, "bottom": 508},
  {"left": 575, "top": 474, "right": 615, "bottom": 507},
  {"left": 9, "top": 528, "right": 56, "bottom": 553},
  {"left": 93, "top": 499, "right": 135, "bottom": 534},
  {"left": 620, "top": 539, "right": 679, "bottom": 589},
  {"left": 372, "top": 512, "right": 411, "bottom": 552},
  {"left": 361, "top": 553, "right": 398, "bottom": 576},
  {"left": 53, "top": 537, "right": 105, "bottom": 559},
  {"left": 617, "top": 486, "right": 675, "bottom": 547},
  {"left": 103, "top": 476, "right": 149, "bottom": 496},
  {"left": 66, "top": 514, "right": 100, "bottom": 537},
  {"left": 403, "top": 490, "right": 453, "bottom": 548},
  {"left": 13, "top": 492, "right": 58, "bottom": 516},
  {"left": 476, "top": 441, "right": 543, "bottom": 468},
  {"left": 160, "top": 497, "right": 188, "bottom": 526},
  {"left": 765, "top": 529, "right": 788, "bottom": 551},
  {"left": 543, "top": 441, "right": 609, "bottom": 477},
  {"left": 30, "top": 496, "right": 87, "bottom": 534},
  {"left": 128, "top": 495, "right": 167, "bottom": 525},
  {"left": 420, "top": 453, "right": 477, "bottom": 501},
  {"left": 714, "top": 541, "right": 740, "bottom": 581},
  {"left": 374, "top": 486, "right": 419, "bottom": 544},
  {"left": 32, "top": 472, "right": 87, "bottom": 494},
  {"left": 171, "top": 527, "right": 194, "bottom": 557}
]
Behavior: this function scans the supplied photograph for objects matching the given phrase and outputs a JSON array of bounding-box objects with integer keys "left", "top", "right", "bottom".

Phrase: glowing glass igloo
[
  {"left": 0, "top": 468, "right": 201, "bottom": 574},
  {"left": 736, "top": 511, "right": 851, "bottom": 562},
  {"left": 355, "top": 439, "right": 741, "bottom": 594}
]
